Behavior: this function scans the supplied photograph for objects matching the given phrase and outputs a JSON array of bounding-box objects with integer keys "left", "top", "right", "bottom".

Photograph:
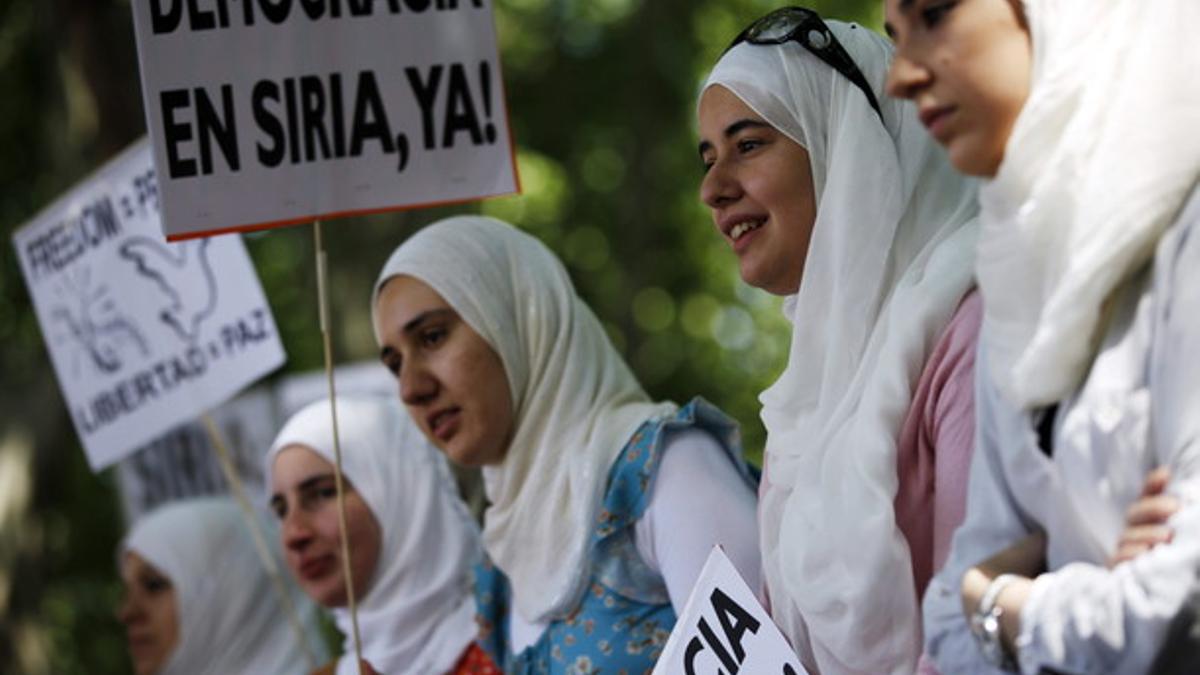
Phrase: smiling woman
[
  {"left": 266, "top": 395, "right": 490, "bottom": 675},
  {"left": 695, "top": 9, "right": 982, "bottom": 675},
  {"left": 698, "top": 85, "right": 816, "bottom": 295}
]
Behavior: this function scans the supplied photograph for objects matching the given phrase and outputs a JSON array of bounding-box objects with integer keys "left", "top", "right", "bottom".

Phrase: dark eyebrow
[
  {"left": 269, "top": 473, "right": 335, "bottom": 511},
  {"left": 403, "top": 308, "right": 455, "bottom": 335},
  {"left": 377, "top": 308, "right": 456, "bottom": 363},
  {"left": 297, "top": 474, "right": 335, "bottom": 491},
  {"left": 285, "top": 473, "right": 333, "bottom": 494},
  {"left": 697, "top": 118, "right": 774, "bottom": 158}
]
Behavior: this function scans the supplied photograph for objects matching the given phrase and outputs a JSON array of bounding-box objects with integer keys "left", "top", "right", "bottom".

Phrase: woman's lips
[
  {"left": 732, "top": 221, "right": 764, "bottom": 254},
  {"left": 298, "top": 554, "right": 336, "bottom": 581},
  {"left": 430, "top": 408, "right": 461, "bottom": 442},
  {"left": 721, "top": 216, "right": 766, "bottom": 254},
  {"left": 126, "top": 634, "right": 157, "bottom": 653},
  {"left": 919, "top": 105, "right": 956, "bottom": 141}
]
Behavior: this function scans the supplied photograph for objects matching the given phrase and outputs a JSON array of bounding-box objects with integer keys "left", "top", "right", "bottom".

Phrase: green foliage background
[{"left": 0, "top": 0, "right": 879, "bottom": 671}]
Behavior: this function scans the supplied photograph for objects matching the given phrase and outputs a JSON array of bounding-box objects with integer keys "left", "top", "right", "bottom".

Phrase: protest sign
[
  {"left": 12, "top": 138, "right": 286, "bottom": 470},
  {"left": 129, "top": 0, "right": 518, "bottom": 240},
  {"left": 654, "top": 547, "right": 808, "bottom": 675}
]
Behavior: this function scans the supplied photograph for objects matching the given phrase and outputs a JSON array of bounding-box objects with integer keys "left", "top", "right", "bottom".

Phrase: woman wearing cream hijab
[
  {"left": 118, "top": 496, "right": 327, "bottom": 675},
  {"left": 268, "top": 395, "right": 492, "bottom": 675},
  {"left": 372, "top": 215, "right": 761, "bottom": 673},
  {"left": 697, "top": 8, "right": 981, "bottom": 674},
  {"left": 887, "top": 0, "right": 1200, "bottom": 671}
]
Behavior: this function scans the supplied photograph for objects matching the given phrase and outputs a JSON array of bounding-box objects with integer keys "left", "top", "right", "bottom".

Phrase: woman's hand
[
  {"left": 1109, "top": 466, "right": 1180, "bottom": 568},
  {"left": 960, "top": 531, "right": 1045, "bottom": 615},
  {"left": 960, "top": 531, "right": 1046, "bottom": 656}
]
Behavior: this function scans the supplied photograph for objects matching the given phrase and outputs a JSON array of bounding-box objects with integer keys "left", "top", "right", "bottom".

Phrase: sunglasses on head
[{"left": 726, "top": 6, "right": 883, "bottom": 120}]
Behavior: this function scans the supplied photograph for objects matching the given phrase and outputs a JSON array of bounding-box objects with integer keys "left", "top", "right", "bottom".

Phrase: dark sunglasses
[{"left": 726, "top": 6, "right": 883, "bottom": 120}]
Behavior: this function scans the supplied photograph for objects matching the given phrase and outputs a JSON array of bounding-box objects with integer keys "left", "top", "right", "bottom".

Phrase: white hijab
[
  {"left": 267, "top": 395, "right": 482, "bottom": 675},
  {"left": 373, "top": 215, "right": 675, "bottom": 623},
  {"left": 704, "top": 24, "right": 979, "bottom": 674},
  {"left": 122, "top": 497, "right": 326, "bottom": 675},
  {"left": 978, "top": 0, "right": 1200, "bottom": 410}
]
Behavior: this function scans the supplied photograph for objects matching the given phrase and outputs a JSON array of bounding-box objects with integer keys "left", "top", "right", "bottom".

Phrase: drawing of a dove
[{"left": 119, "top": 236, "right": 218, "bottom": 343}]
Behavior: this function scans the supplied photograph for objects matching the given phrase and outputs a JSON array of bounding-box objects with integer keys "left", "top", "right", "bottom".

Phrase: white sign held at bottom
[{"left": 654, "top": 546, "right": 808, "bottom": 675}]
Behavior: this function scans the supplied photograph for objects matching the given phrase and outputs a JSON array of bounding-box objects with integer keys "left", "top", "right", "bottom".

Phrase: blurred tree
[{"left": 0, "top": 0, "right": 881, "bottom": 671}]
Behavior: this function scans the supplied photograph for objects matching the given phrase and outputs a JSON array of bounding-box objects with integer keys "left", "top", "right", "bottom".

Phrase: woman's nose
[
  {"left": 399, "top": 362, "right": 437, "bottom": 407},
  {"left": 885, "top": 51, "right": 930, "bottom": 100},
  {"left": 700, "top": 158, "right": 742, "bottom": 210}
]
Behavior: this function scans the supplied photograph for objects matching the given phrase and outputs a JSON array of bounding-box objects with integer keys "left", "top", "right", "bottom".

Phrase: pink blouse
[
  {"left": 894, "top": 290, "right": 982, "bottom": 675},
  {"left": 895, "top": 289, "right": 982, "bottom": 601}
]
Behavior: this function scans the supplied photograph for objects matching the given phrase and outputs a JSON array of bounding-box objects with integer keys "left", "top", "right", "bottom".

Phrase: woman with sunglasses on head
[
  {"left": 885, "top": 0, "right": 1200, "bottom": 672},
  {"left": 697, "top": 6, "right": 982, "bottom": 674},
  {"left": 118, "top": 497, "right": 327, "bottom": 675},
  {"left": 372, "top": 215, "right": 761, "bottom": 674},
  {"left": 268, "top": 395, "right": 496, "bottom": 675}
]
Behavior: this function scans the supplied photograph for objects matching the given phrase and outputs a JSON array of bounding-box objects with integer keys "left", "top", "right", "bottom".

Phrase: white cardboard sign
[
  {"left": 654, "top": 547, "right": 808, "bottom": 675},
  {"left": 12, "top": 138, "right": 286, "bottom": 470},
  {"left": 129, "top": 0, "right": 518, "bottom": 240}
]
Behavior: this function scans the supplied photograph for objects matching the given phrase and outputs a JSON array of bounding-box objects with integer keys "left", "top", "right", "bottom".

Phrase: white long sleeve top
[
  {"left": 924, "top": 187, "right": 1200, "bottom": 674},
  {"left": 509, "top": 428, "right": 762, "bottom": 652}
]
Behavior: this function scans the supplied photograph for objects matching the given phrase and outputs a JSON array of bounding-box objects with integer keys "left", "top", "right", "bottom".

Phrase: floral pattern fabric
[{"left": 473, "top": 398, "right": 751, "bottom": 675}]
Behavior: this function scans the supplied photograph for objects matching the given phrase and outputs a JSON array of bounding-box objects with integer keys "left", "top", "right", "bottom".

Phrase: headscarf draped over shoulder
[
  {"left": 977, "top": 0, "right": 1200, "bottom": 409},
  {"left": 373, "top": 216, "right": 675, "bottom": 623},
  {"left": 703, "top": 21, "right": 979, "bottom": 675}
]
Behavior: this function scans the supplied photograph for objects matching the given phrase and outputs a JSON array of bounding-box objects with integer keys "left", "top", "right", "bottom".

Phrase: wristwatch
[{"left": 969, "top": 573, "right": 1020, "bottom": 671}]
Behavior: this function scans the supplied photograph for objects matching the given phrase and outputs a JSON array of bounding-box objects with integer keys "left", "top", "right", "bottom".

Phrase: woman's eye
[
  {"left": 143, "top": 576, "right": 171, "bottom": 593},
  {"left": 736, "top": 138, "right": 764, "bottom": 154},
  {"left": 298, "top": 483, "right": 337, "bottom": 510},
  {"left": 421, "top": 327, "right": 447, "bottom": 347},
  {"left": 921, "top": 0, "right": 956, "bottom": 28}
]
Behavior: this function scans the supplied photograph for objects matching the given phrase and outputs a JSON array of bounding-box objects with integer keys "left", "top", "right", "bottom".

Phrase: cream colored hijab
[
  {"left": 267, "top": 396, "right": 482, "bottom": 675},
  {"left": 703, "top": 22, "right": 978, "bottom": 675},
  {"left": 122, "top": 497, "right": 326, "bottom": 675},
  {"left": 978, "top": 0, "right": 1200, "bottom": 410},
  {"left": 373, "top": 216, "right": 675, "bottom": 623}
]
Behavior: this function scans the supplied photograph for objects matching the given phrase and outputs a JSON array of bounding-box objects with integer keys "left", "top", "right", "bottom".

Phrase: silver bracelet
[{"left": 969, "top": 573, "right": 1022, "bottom": 671}]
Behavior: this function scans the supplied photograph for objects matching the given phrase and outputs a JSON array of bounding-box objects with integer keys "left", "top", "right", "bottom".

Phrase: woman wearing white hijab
[
  {"left": 268, "top": 395, "right": 491, "bottom": 675},
  {"left": 118, "top": 496, "right": 327, "bottom": 675},
  {"left": 697, "top": 8, "right": 981, "bottom": 674},
  {"left": 886, "top": 0, "right": 1200, "bottom": 672},
  {"left": 371, "top": 215, "right": 761, "bottom": 673}
]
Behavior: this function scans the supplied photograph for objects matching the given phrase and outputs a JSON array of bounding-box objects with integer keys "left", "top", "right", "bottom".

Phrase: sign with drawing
[
  {"left": 129, "top": 0, "right": 518, "bottom": 240},
  {"left": 12, "top": 138, "right": 286, "bottom": 470},
  {"left": 654, "top": 547, "right": 808, "bottom": 675}
]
